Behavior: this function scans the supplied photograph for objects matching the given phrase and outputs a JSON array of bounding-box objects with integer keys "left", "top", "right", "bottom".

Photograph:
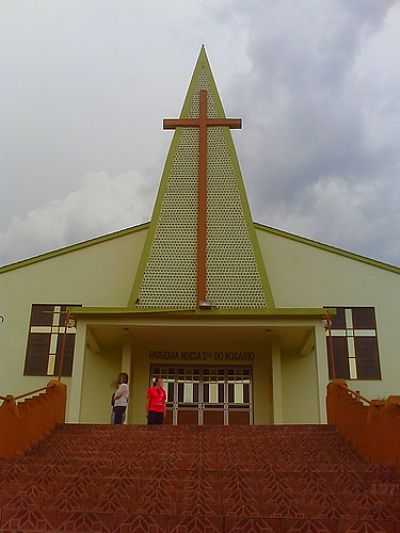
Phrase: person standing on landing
[
  {"left": 147, "top": 377, "right": 166, "bottom": 425},
  {"left": 113, "top": 372, "right": 129, "bottom": 425}
]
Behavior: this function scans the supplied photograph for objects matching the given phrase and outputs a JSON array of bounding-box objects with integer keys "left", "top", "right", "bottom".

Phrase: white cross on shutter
[
  {"left": 327, "top": 308, "right": 377, "bottom": 379},
  {"left": 30, "top": 305, "right": 77, "bottom": 375}
]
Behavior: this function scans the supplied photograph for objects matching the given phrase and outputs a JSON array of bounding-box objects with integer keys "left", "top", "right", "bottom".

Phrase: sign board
[{"left": 149, "top": 351, "right": 255, "bottom": 362}]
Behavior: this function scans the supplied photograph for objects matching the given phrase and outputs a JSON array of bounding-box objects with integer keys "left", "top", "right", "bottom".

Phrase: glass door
[
  {"left": 150, "top": 365, "right": 253, "bottom": 425},
  {"left": 176, "top": 367, "right": 200, "bottom": 425},
  {"left": 226, "top": 367, "right": 252, "bottom": 425},
  {"left": 202, "top": 367, "right": 225, "bottom": 425}
]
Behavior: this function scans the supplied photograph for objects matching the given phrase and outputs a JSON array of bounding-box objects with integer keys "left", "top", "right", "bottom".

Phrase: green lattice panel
[{"left": 136, "top": 56, "right": 268, "bottom": 309}]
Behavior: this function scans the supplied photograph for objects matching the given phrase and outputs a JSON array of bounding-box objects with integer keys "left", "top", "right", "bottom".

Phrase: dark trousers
[
  {"left": 148, "top": 411, "right": 164, "bottom": 425},
  {"left": 113, "top": 406, "right": 126, "bottom": 425}
]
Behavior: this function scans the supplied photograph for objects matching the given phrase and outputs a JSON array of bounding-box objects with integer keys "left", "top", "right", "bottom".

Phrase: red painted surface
[
  {"left": 0, "top": 423, "right": 399, "bottom": 531},
  {"left": 0, "top": 380, "right": 66, "bottom": 458},
  {"left": 327, "top": 380, "right": 400, "bottom": 467}
]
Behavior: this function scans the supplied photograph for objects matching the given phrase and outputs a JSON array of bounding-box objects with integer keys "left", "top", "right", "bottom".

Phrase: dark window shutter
[
  {"left": 228, "top": 383, "right": 234, "bottom": 403},
  {"left": 243, "top": 383, "right": 250, "bottom": 404},
  {"left": 218, "top": 383, "right": 224, "bottom": 403},
  {"left": 329, "top": 336, "right": 350, "bottom": 379},
  {"left": 167, "top": 381, "right": 174, "bottom": 402},
  {"left": 31, "top": 304, "right": 54, "bottom": 326},
  {"left": 193, "top": 382, "right": 199, "bottom": 403},
  {"left": 355, "top": 337, "right": 381, "bottom": 380},
  {"left": 24, "top": 303, "right": 81, "bottom": 377},
  {"left": 352, "top": 307, "right": 376, "bottom": 329},
  {"left": 203, "top": 384, "right": 209, "bottom": 403},
  {"left": 55, "top": 333, "right": 76, "bottom": 377},
  {"left": 24, "top": 333, "right": 50, "bottom": 376},
  {"left": 178, "top": 383, "right": 184, "bottom": 403},
  {"left": 326, "top": 306, "right": 381, "bottom": 381},
  {"left": 330, "top": 307, "right": 346, "bottom": 329}
]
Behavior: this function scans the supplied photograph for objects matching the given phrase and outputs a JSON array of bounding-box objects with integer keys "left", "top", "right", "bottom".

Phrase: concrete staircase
[{"left": 0, "top": 424, "right": 399, "bottom": 532}]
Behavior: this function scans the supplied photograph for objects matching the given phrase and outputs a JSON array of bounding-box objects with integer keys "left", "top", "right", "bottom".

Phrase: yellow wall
[
  {"left": 2, "top": 220, "right": 399, "bottom": 425},
  {"left": 256, "top": 228, "right": 400, "bottom": 402},
  {"left": 253, "top": 344, "right": 273, "bottom": 424},
  {"left": 281, "top": 350, "right": 320, "bottom": 423},
  {"left": 0, "top": 229, "right": 147, "bottom": 399},
  {"left": 128, "top": 343, "right": 149, "bottom": 425},
  {"left": 80, "top": 346, "right": 121, "bottom": 424}
]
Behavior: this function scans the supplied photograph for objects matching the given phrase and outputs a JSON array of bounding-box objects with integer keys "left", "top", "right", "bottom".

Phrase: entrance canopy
[
  {"left": 69, "top": 304, "right": 332, "bottom": 357},
  {"left": 67, "top": 307, "right": 332, "bottom": 426},
  {"left": 87, "top": 322, "right": 315, "bottom": 356}
]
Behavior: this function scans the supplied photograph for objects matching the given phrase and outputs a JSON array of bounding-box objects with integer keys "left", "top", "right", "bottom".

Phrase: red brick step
[{"left": 0, "top": 424, "right": 399, "bottom": 532}]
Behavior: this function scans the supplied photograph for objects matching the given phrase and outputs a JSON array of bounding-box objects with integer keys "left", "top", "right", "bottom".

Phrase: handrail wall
[
  {"left": 14, "top": 386, "right": 48, "bottom": 401},
  {"left": 0, "top": 380, "right": 66, "bottom": 458},
  {"left": 327, "top": 380, "right": 400, "bottom": 466}
]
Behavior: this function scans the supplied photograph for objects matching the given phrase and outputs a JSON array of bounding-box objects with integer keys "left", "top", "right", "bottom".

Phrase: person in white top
[{"left": 112, "top": 372, "right": 129, "bottom": 425}]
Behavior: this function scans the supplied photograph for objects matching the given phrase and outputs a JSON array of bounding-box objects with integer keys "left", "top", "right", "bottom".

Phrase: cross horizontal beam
[{"left": 163, "top": 118, "right": 242, "bottom": 129}]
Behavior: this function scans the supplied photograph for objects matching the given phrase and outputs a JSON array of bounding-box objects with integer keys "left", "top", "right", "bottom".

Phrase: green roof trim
[
  {"left": 0, "top": 223, "right": 149, "bottom": 274},
  {"left": 255, "top": 222, "right": 400, "bottom": 276},
  {"left": 69, "top": 305, "right": 334, "bottom": 320},
  {"left": 1, "top": 218, "right": 398, "bottom": 278}
]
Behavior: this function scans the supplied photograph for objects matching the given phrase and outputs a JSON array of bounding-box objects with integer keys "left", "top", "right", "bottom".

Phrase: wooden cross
[{"left": 163, "top": 89, "right": 241, "bottom": 307}]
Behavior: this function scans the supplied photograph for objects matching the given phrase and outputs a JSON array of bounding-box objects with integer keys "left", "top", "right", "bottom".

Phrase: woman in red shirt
[{"left": 147, "top": 377, "right": 166, "bottom": 425}]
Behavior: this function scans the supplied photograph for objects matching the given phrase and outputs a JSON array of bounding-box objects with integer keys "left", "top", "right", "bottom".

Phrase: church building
[{"left": 1, "top": 47, "right": 399, "bottom": 426}]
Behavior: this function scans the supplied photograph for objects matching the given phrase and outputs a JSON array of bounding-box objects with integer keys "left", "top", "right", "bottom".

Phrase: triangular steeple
[{"left": 130, "top": 47, "right": 274, "bottom": 310}]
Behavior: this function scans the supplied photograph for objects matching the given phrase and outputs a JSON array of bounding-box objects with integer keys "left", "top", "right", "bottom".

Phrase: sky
[{"left": 1, "top": 0, "right": 399, "bottom": 267}]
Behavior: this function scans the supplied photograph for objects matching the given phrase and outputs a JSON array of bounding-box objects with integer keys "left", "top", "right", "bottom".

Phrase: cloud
[
  {"left": 272, "top": 174, "right": 400, "bottom": 264},
  {"left": 0, "top": 1, "right": 399, "bottom": 267},
  {"left": 222, "top": 0, "right": 400, "bottom": 264},
  {"left": 0, "top": 171, "right": 154, "bottom": 265}
]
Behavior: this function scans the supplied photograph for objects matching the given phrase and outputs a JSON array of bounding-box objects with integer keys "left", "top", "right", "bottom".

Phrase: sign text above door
[{"left": 149, "top": 351, "right": 255, "bottom": 362}]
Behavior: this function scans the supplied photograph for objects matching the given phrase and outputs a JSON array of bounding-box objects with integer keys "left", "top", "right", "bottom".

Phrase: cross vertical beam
[
  {"left": 197, "top": 90, "right": 208, "bottom": 305},
  {"left": 163, "top": 89, "right": 241, "bottom": 307}
]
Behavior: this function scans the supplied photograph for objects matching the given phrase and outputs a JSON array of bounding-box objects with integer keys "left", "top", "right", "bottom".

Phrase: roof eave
[
  {"left": 68, "top": 305, "right": 335, "bottom": 321},
  {"left": 0, "top": 222, "right": 149, "bottom": 274},
  {"left": 255, "top": 222, "right": 400, "bottom": 275}
]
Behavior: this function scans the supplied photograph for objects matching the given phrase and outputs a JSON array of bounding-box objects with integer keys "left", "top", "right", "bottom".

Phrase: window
[
  {"left": 326, "top": 307, "right": 381, "bottom": 380},
  {"left": 24, "top": 304, "right": 80, "bottom": 377}
]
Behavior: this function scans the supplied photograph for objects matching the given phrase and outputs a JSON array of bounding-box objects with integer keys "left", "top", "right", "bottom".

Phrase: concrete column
[
  {"left": 67, "top": 321, "right": 87, "bottom": 423},
  {"left": 271, "top": 336, "right": 283, "bottom": 424},
  {"left": 121, "top": 341, "right": 132, "bottom": 424},
  {"left": 314, "top": 322, "right": 329, "bottom": 423}
]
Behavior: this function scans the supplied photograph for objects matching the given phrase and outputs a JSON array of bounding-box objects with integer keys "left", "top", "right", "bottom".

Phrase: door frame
[{"left": 150, "top": 364, "right": 254, "bottom": 425}]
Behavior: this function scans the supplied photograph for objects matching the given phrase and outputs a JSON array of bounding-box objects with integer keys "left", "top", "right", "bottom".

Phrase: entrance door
[{"left": 150, "top": 366, "right": 253, "bottom": 425}]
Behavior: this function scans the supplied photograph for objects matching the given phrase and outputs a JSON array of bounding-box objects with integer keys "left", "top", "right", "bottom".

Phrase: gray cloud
[
  {"left": 0, "top": 1, "right": 399, "bottom": 266},
  {"left": 223, "top": 0, "right": 400, "bottom": 263},
  {"left": 0, "top": 171, "right": 154, "bottom": 264}
]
